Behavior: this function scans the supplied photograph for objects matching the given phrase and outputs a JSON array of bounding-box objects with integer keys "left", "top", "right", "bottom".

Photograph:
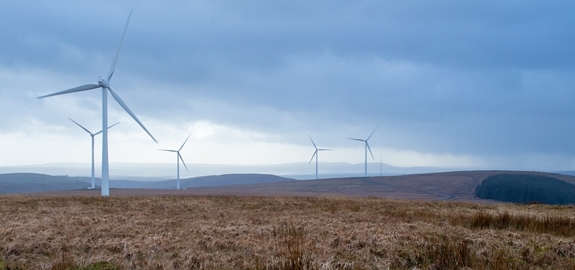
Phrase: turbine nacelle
[{"left": 98, "top": 79, "right": 110, "bottom": 88}]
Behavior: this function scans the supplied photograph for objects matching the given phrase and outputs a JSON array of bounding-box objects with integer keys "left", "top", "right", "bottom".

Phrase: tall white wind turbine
[
  {"left": 308, "top": 135, "right": 332, "bottom": 179},
  {"left": 159, "top": 135, "right": 190, "bottom": 190},
  {"left": 347, "top": 126, "right": 378, "bottom": 176},
  {"left": 69, "top": 118, "right": 120, "bottom": 189},
  {"left": 37, "top": 11, "right": 157, "bottom": 196}
]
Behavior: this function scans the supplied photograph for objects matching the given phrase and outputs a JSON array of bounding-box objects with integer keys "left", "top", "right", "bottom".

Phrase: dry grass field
[{"left": 1, "top": 195, "right": 575, "bottom": 269}]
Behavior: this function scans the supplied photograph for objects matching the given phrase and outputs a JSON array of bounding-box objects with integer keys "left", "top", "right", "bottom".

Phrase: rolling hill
[
  {"left": 0, "top": 173, "right": 90, "bottom": 194},
  {"left": 0, "top": 173, "right": 294, "bottom": 194},
  {"left": 4, "top": 171, "right": 575, "bottom": 204},
  {"left": 104, "top": 174, "right": 294, "bottom": 189},
  {"left": 91, "top": 170, "right": 575, "bottom": 202}
]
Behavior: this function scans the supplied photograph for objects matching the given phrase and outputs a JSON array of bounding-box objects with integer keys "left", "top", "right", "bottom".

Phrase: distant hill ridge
[
  {"left": 108, "top": 174, "right": 293, "bottom": 189},
  {"left": 4, "top": 171, "right": 575, "bottom": 204},
  {"left": 0, "top": 173, "right": 89, "bottom": 194},
  {"left": 0, "top": 161, "right": 447, "bottom": 179},
  {"left": 0, "top": 173, "right": 293, "bottom": 194}
]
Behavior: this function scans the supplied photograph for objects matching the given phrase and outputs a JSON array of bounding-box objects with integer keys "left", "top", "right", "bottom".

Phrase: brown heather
[{"left": 1, "top": 195, "right": 575, "bottom": 269}]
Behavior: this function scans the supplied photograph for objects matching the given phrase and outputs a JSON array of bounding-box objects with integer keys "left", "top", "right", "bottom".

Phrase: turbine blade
[
  {"left": 38, "top": 84, "right": 100, "bottom": 99},
  {"left": 308, "top": 135, "right": 317, "bottom": 150},
  {"left": 158, "top": 149, "right": 177, "bottom": 152},
  {"left": 318, "top": 148, "right": 333, "bottom": 151},
  {"left": 308, "top": 151, "right": 317, "bottom": 164},
  {"left": 366, "top": 126, "right": 379, "bottom": 141},
  {"left": 93, "top": 121, "right": 121, "bottom": 136},
  {"left": 107, "top": 10, "right": 133, "bottom": 82},
  {"left": 108, "top": 121, "right": 121, "bottom": 129},
  {"left": 68, "top": 118, "right": 92, "bottom": 135},
  {"left": 366, "top": 142, "right": 375, "bottom": 160},
  {"left": 347, "top": 138, "right": 365, "bottom": 142},
  {"left": 178, "top": 134, "right": 191, "bottom": 151},
  {"left": 179, "top": 153, "right": 188, "bottom": 171},
  {"left": 108, "top": 87, "right": 157, "bottom": 143}
]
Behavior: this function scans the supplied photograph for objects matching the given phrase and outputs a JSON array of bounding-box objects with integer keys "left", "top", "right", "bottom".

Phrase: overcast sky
[{"left": 1, "top": 1, "right": 575, "bottom": 174}]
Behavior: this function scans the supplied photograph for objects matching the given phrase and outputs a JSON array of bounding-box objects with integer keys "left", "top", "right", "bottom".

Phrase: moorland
[{"left": 1, "top": 195, "right": 575, "bottom": 269}]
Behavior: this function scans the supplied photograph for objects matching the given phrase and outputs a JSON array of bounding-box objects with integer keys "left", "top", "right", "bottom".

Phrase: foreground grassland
[{"left": 1, "top": 196, "right": 575, "bottom": 269}]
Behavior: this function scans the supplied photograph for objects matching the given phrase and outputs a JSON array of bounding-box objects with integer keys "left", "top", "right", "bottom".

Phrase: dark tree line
[{"left": 475, "top": 174, "right": 575, "bottom": 205}]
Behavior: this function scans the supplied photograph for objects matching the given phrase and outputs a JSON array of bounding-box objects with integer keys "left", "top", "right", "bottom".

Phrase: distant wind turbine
[
  {"left": 37, "top": 11, "right": 157, "bottom": 196},
  {"left": 347, "top": 126, "right": 378, "bottom": 176},
  {"left": 69, "top": 118, "right": 120, "bottom": 189},
  {"left": 159, "top": 135, "right": 190, "bottom": 190},
  {"left": 308, "top": 135, "right": 332, "bottom": 179}
]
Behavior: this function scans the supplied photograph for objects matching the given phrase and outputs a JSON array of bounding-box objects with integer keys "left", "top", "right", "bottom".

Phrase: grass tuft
[
  {"left": 50, "top": 246, "right": 76, "bottom": 270},
  {"left": 425, "top": 237, "right": 473, "bottom": 270},
  {"left": 275, "top": 222, "right": 312, "bottom": 270},
  {"left": 457, "top": 210, "right": 575, "bottom": 237}
]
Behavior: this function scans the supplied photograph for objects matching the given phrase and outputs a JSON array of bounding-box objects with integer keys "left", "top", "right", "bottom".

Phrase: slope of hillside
[
  {"left": 173, "top": 170, "right": 575, "bottom": 202},
  {"left": 0, "top": 173, "right": 90, "bottom": 194},
  {"left": 108, "top": 174, "right": 293, "bottom": 189},
  {"left": 5, "top": 170, "right": 575, "bottom": 204},
  {"left": 0, "top": 173, "right": 294, "bottom": 194},
  {"left": 182, "top": 174, "right": 292, "bottom": 187}
]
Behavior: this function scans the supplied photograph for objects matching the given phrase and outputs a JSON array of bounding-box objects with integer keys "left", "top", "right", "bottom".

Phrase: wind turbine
[
  {"left": 308, "top": 135, "right": 332, "bottom": 179},
  {"left": 69, "top": 118, "right": 120, "bottom": 189},
  {"left": 347, "top": 126, "right": 378, "bottom": 176},
  {"left": 37, "top": 11, "right": 157, "bottom": 196},
  {"left": 159, "top": 135, "right": 190, "bottom": 190}
]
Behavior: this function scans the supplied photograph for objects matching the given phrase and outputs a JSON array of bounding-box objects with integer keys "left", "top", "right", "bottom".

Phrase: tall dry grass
[{"left": 1, "top": 195, "right": 575, "bottom": 269}]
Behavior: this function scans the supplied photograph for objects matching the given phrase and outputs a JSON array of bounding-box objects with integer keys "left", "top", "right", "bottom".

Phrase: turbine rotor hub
[{"left": 98, "top": 79, "right": 110, "bottom": 88}]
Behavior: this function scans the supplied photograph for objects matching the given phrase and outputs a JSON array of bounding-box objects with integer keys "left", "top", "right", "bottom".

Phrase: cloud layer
[{"left": 1, "top": 1, "right": 575, "bottom": 171}]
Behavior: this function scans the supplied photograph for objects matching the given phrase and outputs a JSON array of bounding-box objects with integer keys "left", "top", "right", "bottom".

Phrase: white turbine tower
[
  {"left": 347, "top": 126, "right": 378, "bottom": 176},
  {"left": 69, "top": 118, "right": 120, "bottom": 189},
  {"left": 159, "top": 135, "right": 190, "bottom": 190},
  {"left": 37, "top": 11, "right": 157, "bottom": 196},
  {"left": 308, "top": 135, "right": 332, "bottom": 179}
]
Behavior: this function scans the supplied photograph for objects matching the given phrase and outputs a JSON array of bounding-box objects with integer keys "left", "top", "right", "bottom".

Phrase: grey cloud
[{"left": 2, "top": 0, "right": 575, "bottom": 165}]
